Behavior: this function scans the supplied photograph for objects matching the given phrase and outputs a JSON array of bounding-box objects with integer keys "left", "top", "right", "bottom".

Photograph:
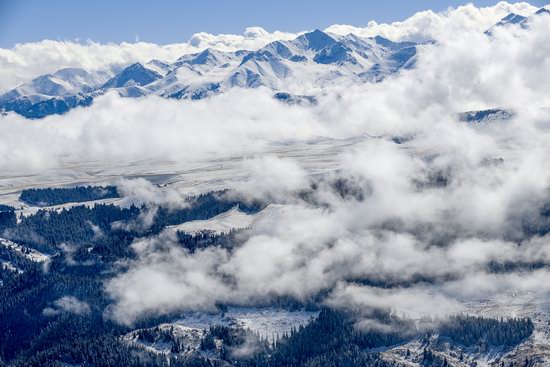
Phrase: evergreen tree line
[
  {"left": 176, "top": 229, "right": 243, "bottom": 253},
  {"left": 0, "top": 205, "right": 16, "bottom": 233},
  {"left": 150, "top": 189, "right": 263, "bottom": 232},
  {"left": 438, "top": 314, "right": 534, "bottom": 347},
  {"left": 0, "top": 204, "right": 15, "bottom": 212},
  {"left": 19, "top": 185, "right": 120, "bottom": 207}
]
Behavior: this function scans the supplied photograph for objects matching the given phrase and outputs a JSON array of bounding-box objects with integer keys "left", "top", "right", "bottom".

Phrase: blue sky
[{"left": 0, "top": 0, "right": 548, "bottom": 48}]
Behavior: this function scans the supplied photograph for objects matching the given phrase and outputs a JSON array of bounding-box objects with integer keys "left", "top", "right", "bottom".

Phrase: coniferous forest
[
  {"left": 19, "top": 186, "right": 120, "bottom": 207},
  {"left": 0, "top": 185, "right": 537, "bottom": 366}
]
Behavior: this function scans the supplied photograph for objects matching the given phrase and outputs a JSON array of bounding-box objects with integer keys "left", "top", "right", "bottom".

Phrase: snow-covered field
[{"left": 169, "top": 204, "right": 287, "bottom": 234}]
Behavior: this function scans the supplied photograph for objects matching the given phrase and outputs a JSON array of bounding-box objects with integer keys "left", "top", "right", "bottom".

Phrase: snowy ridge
[{"left": 0, "top": 30, "right": 421, "bottom": 118}]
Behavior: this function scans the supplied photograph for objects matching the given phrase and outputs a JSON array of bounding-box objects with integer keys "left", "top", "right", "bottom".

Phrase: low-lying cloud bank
[
  {"left": 0, "top": 2, "right": 539, "bottom": 91},
  {"left": 1, "top": 11, "right": 550, "bottom": 173},
  {"left": 1, "top": 3, "right": 550, "bottom": 325},
  {"left": 105, "top": 132, "right": 550, "bottom": 324}
]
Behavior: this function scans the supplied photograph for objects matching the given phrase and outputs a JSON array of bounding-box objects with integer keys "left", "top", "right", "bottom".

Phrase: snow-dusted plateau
[{"left": 1, "top": 2, "right": 550, "bottom": 367}]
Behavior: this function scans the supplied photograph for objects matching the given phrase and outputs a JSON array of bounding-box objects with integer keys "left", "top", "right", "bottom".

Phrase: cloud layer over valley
[{"left": 1, "top": 2, "right": 550, "bottom": 327}]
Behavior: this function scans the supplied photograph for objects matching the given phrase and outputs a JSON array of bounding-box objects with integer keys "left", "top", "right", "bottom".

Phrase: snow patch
[
  {"left": 176, "top": 307, "right": 318, "bottom": 340},
  {"left": 168, "top": 204, "right": 287, "bottom": 234},
  {"left": 0, "top": 238, "right": 50, "bottom": 262}
]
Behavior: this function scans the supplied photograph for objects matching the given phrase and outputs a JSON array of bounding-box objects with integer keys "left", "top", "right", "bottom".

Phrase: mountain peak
[
  {"left": 497, "top": 12, "right": 527, "bottom": 27},
  {"left": 257, "top": 40, "right": 294, "bottom": 60},
  {"left": 313, "top": 42, "right": 355, "bottom": 65},
  {"left": 126, "top": 62, "right": 146, "bottom": 71},
  {"left": 102, "top": 62, "right": 161, "bottom": 89},
  {"left": 501, "top": 13, "right": 525, "bottom": 23},
  {"left": 174, "top": 48, "right": 229, "bottom": 68},
  {"left": 192, "top": 48, "right": 222, "bottom": 65},
  {"left": 294, "top": 29, "right": 336, "bottom": 51},
  {"left": 373, "top": 35, "right": 396, "bottom": 48}
]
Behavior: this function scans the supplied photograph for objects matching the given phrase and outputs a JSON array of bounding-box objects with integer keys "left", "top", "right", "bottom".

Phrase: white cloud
[
  {"left": 105, "top": 231, "right": 229, "bottom": 325},
  {"left": 327, "top": 283, "right": 462, "bottom": 318},
  {"left": 233, "top": 156, "right": 310, "bottom": 203},
  {"left": 0, "top": 88, "right": 323, "bottom": 172},
  {"left": 326, "top": 1, "right": 537, "bottom": 41},
  {"left": 43, "top": 296, "right": 91, "bottom": 316},
  {"left": 116, "top": 177, "right": 186, "bottom": 209},
  {"left": 188, "top": 26, "right": 298, "bottom": 50}
]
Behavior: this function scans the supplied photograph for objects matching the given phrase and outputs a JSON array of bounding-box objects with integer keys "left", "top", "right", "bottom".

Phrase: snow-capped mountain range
[
  {"left": 0, "top": 8, "right": 547, "bottom": 119},
  {"left": 0, "top": 29, "right": 419, "bottom": 118}
]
